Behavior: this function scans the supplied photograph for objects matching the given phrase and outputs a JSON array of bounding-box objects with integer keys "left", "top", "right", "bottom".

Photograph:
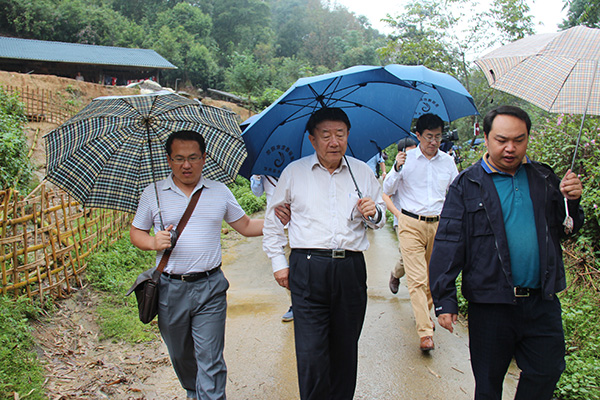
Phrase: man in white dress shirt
[
  {"left": 130, "top": 130, "right": 264, "bottom": 400},
  {"left": 382, "top": 137, "right": 418, "bottom": 294},
  {"left": 383, "top": 114, "right": 458, "bottom": 352},
  {"left": 263, "top": 107, "right": 385, "bottom": 400}
]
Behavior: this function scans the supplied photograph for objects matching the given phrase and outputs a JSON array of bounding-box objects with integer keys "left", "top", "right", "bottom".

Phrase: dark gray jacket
[{"left": 430, "top": 159, "right": 584, "bottom": 316}]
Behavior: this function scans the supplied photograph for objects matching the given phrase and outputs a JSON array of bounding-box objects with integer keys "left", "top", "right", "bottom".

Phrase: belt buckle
[
  {"left": 332, "top": 249, "right": 345, "bottom": 258},
  {"left": 181, "top": 274, "right": 192, "bottom": 282},
  {"left": 514, "top": 287, "right": 529, "bottom": 297}
]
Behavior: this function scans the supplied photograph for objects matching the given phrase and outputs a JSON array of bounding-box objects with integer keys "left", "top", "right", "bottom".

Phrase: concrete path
[{"left": 221, "top": 225, "right": 520, "bottom": 399}]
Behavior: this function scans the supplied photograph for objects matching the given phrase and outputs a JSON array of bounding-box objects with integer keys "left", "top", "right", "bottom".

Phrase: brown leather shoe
[
  {"left": 389, "top": 273, "right": 400, "bottom": 294},
  {"left": 420, "top": 336, "right": 434, "bottom": 351}
]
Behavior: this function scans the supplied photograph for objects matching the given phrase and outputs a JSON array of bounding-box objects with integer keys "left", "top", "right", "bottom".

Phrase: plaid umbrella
[
  {"left": 45, "top": 90, "right": 246, "bottom": 214},
  {"left": 475, "top": 25, "right": 600, "bottom": 169}
]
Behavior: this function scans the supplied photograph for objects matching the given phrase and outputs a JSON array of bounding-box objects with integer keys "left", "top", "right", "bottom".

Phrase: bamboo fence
[
  {"left": 0, "top": 185, "right": 131, "bottom": 301},
  {"left": 3, "top": 85, "right": 77, "bottom": 124}
]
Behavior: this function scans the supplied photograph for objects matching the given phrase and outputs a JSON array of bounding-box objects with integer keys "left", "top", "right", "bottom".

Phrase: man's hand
[
  {"left": 560, "top": 169, "right": 582, "bottom": 200},
  {"left": 274, "top": 268, "right": 290, "bottom": 289},
  {"left": 394, "top": 151, "right": 407, "bottom": 171},
  {"left": 154, "top": 224, "right": 174, "bottom": 251},
  {"left": 357, "top": 197, "right": 377, "bottom": 219},
  {"left": 438, "top": 313, "right": 458, "bottom": 333},
  {"left": 275, "top": 203, "right": 291, "bottom": 225}
]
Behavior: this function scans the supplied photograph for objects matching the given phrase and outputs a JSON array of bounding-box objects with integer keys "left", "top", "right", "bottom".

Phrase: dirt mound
[{"left": 0, "top": 71, "right": 253, "bottom": 183}]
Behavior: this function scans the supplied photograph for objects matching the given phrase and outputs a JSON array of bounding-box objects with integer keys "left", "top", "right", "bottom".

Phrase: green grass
[
  {"left": 85, "top": 233, "right": 159, "bottom": 342},
  {"left": 556, "top": 274, "right": 600, "bottom": 400},
  {"left": 0, "top": 296, "right": 45, "bottom": 400}
]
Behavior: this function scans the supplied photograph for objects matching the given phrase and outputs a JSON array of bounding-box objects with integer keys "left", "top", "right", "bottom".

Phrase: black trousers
[
  {"left": 289, "top": 250, "right": 368, "bottom": 400},
  {"left": 468, "top": 295, "right": 565, "bottom": 400}
]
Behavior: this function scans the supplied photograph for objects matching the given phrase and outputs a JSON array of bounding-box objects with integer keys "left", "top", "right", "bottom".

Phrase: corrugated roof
[{"left": 0, "top": 36, "right": 177, "bottom": 69}]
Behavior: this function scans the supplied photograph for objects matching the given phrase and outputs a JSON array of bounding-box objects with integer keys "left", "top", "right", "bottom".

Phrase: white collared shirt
[
  {"left": 132, "top": 174, "right": 246, "bottom": 274},
  {"left": 383, "top": 146, "right": 458, "bottom": 216},
  {"left": 250, "top": 175, "right": 278, "bottom": 203},
  {"left": 263, "top": 153, "right": 386, "bottom": 272}
]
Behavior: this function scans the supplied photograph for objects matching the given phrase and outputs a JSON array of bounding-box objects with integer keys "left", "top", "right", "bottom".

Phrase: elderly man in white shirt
[
  {"left": 383, "top": 113, "right": 458, "bottom": 352},
  {"left": 263, "top": 107, "right": 385, "bottom": 400}
]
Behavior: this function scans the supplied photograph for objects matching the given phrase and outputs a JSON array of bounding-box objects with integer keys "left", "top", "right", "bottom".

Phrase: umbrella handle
[
  {"left": 145, "top": 123, "right": 165, "bottom": 231},
  {"left": 344, "top": 155, "right": 363, "bottom": 199}
]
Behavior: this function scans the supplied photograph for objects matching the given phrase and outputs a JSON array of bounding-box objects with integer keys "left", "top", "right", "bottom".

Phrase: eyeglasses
[
  {"left": 170, "top": 155, "right": 203, "bottom": 165},
  {"left": 422, "top": 134, "right": 443, "bottom": 143}
]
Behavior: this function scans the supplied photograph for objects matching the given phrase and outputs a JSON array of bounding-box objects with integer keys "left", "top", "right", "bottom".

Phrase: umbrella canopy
[
  {"left": 475, "top": 25, "right": 600, "bottom": 171},
  {"left": 45, "top": 91, "right": 246, "bottom": 213},
  {"left": 474, "top": 25, "right": 600, "bottom": 115},
  {"left": 238, "top": 65, "right": 477, "bottom": 178},
  {"left": 384, "top": 65, "right": 479, "bottom": 122}
]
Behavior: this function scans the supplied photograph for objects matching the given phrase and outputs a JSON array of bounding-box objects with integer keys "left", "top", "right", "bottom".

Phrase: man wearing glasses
[
  {"left": 382, "top": 113, "right": 458, "bottom": 351},
  {"left": 130, "top": 130, "right": 265, "bottom": 400}
]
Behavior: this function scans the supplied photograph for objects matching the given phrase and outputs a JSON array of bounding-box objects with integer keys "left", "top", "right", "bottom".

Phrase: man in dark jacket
[{"left": 429, "top": 105, "right": 584, "bottom": 400}]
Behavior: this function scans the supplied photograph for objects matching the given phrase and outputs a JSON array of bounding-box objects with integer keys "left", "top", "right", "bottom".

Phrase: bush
[
  {"left": 0, "top": 87, "right": 32, "bottom": 192},
  {"left": 526, "top": 112, "right": 600, "bottom": 400},
  {"left": 556, "top": 277, "right": 600, "bottom": 400},
  {"left": 228, "top": 176, "right": 266, "bottom": 214},
  {"left": 86, "top": 234, "right": 158, "bottom": 342},
  {"left": 0, "top": 296, "right": 45, "bottom": 400}
]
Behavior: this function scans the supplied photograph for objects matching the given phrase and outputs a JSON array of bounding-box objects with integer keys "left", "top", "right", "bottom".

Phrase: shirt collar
[
  {"left": 163, "top": 173, "right": 208, "bottom": 195},
  {"left": 415, "top": 145, "right": 440, "bottom": 160},
  {"left": 309, "top": 153, "right": 348, "bottom": 173},
  {"left": 481, "top": 152, "right": 530, "bottom": 175}
]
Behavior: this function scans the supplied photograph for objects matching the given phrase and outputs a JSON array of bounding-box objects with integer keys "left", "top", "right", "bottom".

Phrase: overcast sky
[{"left": 333, "top": 0, "right": 568, "bottom": 35}]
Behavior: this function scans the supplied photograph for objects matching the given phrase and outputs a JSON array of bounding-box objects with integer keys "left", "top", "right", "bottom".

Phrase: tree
[
  {"left": 561, "top": 0, "right": 600, "bottom": 28},
  {"left": 225, "top": 52, "right": 269, "bottom": 109},
  {"left": 379, "top": 0, "right": 536, "bottom": 141}
]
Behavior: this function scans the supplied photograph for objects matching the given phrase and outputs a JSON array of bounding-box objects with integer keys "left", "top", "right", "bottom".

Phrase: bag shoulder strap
[{"left": 155, "top": 187, "right": 203, "bottom": 274}]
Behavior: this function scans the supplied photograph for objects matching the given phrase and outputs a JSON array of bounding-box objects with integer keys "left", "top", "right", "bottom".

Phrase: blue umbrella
[
  {"left": 384, "top": 65, "right": 479, "bottom": 122},
  {"left": 239, "top": 65, "right": 477, "bottom": 178}
]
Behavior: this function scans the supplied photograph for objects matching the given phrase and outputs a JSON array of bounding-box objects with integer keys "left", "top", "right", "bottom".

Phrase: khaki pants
[
  {"left": 398, "top": 213, "right": 439, "bottom": 338},
  {"left": 392, "top": 225, "right": 405, "bottom": 279}
]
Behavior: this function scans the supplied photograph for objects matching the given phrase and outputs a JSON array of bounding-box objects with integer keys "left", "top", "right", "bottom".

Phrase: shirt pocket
[
  {"left": 437, "top": 171, "right": 453, "bottom": 193},
  {"left": 465, "top": 197, "right": 493, "bottom": 237}
]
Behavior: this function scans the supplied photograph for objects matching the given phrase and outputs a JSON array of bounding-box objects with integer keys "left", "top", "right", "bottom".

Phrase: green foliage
[
  {"left": 86, "top": 234, "right": 158, "bottom": 342},
  {"left": 228, "top": 176, "right": 266, "bottom": 215},
  {"left": 556, "top": 275, "right": 600, "bottom": 400},
  {"left": 0, "top": 87, "right": 32, "bottom": 192},
  {"left": 0, "top": 296, "right": 45, "bottom": 400},
  {"left": 561, "top": 0, "right": 600, "bottom": 29},
  {"left": 528, "top": 113, "right": 600, "bottom": 257},
  {"left": 225, "top": 52, "right": 270, "bottom": 107}
]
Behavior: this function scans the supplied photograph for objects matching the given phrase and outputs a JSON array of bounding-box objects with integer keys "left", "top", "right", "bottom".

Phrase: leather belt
[
  {"left": 514, "top": 287, "right": 541, "bottom": 297},
  {"left": 294, "top": 249, "right": 362, "bottom": 259},
  {"left": 401, "top": 209, "right": 439, "bottom": 222},
  {"left": 163, "top": 266, "right": 221, "bottom": 282}
]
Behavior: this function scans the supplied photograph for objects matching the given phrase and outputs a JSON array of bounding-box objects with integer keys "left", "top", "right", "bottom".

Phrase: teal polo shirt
[{"left": 482, "top": 154, "right": 540, "bottom": 288}]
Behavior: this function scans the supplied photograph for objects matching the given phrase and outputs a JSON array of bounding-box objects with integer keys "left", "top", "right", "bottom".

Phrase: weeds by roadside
[
  {"left": 85, "top": 234, "right": 158, "bottom": 343},
  {"left": 0, "top": 296, "right": 45, "bottom": 400}
]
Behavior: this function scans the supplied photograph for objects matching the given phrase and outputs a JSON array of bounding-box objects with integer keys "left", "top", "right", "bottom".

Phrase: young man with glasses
[
  {"left": 383, "top": 113, "right": 458, "bottom": 351},
  {"left": 130, "top": 130, "right": 265, "bottom": 400}
]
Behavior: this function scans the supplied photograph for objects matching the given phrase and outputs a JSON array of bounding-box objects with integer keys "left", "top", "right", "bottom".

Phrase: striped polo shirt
[
  {"left": 132, "top": 174, "right": 246, "bottom": 275},
  {"left": 482, "top": 154, "right": 540, "bottom": 288}
]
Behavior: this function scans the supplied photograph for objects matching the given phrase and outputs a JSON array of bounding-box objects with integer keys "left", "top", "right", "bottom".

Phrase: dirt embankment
[{"left": 0, "top": 71, "right": 252, "bottom": 183}]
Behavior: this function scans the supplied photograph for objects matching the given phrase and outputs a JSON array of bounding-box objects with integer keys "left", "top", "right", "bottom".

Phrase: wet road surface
[{"left": 220, "top": 225, "right": 520, "bottom": 399}]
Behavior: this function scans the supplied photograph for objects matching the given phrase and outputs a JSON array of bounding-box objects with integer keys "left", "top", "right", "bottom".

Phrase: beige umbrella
[
  {"left": 475, "top": 25, "right": 600, "bottom": 171},
  {"left": 475, "top": 25, "right": 600, "bottom": 233}
]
